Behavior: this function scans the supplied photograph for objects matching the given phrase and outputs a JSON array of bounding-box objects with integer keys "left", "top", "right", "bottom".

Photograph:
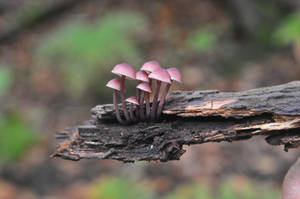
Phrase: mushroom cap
[
  {"left": 106, "top": 78, "right": 121, "bottom": 91},
  {"left": 167, "top": 67, "right": 182, "bottom": 83},
  {"left": 126, "top": 96, "right": 139, "bottom": 105},
  {"left": 148, "top": 69, "right": 171, "bottom": 84},
  {"left": 136, "top": 71, "right": 149, "bottom": 82},
  {"left": 141, "top": 61, "right": 161, "bottom": 73},
  {"left": 112, "top": 63, "right": 136, "bottom": 79},
  {"left": 137, "top": 82, "right": 152, "bottom": 93}
]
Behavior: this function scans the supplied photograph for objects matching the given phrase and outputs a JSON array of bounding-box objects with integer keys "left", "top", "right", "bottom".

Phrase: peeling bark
[{"left": 52, "top": 81, "right": 300, "bottom": 162}]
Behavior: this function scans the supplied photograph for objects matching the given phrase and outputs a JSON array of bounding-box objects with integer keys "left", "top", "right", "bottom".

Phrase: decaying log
[{"left": 52, "top": 81, "right": 300, "bottom": 162}]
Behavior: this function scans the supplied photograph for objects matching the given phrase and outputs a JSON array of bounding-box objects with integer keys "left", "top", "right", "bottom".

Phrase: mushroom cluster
[{"left": 106, "top": 61, "right": 182, "bottom": 124}]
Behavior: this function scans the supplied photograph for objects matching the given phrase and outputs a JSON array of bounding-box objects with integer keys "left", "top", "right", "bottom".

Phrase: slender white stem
[
  {"left": 151, "top": 80, "right": 161, "bottom": 120},
  {"left": 136, "top": 89, "right": 140, "bottom": 120},
  {"left": 113, "top": 90, "right": 125, "bottom": 124},
  {"left": 145, "top": 92, "right": 150, "bottom": 119},
  {"left": 157, "top": 83, "right": 171, "bottom": 117},
  {"left": 139, "top": 91, "right": 145, "bottom": 121},
  {"left": 120, "top": 76, "right": 130, "bottom": 122}
]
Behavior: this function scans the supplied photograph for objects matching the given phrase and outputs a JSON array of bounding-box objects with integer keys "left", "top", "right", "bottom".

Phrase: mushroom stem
[
  {"left": 136, "top": 88, "right": 140, "bottom": 119},
  {"left": 151, "top": 80, "right": 161, "bottom": 120},
  {"left": 129, "top": 103, "right": 137, "bottom": 122},
  {"left": 139, "top": 91, "right": 145, "bottom": 121},
  {"left": 145, "top": 92, "right": 151, "bottom": 119},
  {"left": 149, "top": 79, "right": 152, "bottom": 103},
  {"left": 156, "top": 83, "right": 171, "bottom": 118},
  {"left": 113, "top": 90, "right": 126, "bottom": 124},
  {"left": 120, "top": 76, "right": 130, "bottom": 122},
  {"left": 149, "top": 79, "right": 152, "bottom": 88}
]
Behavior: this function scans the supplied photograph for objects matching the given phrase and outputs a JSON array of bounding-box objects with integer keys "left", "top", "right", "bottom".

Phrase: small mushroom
[
  {"left": 148, "top": 69, "right": 171, "bottom": 120},
  {"left": 141, "top": 61, "right": 161, "bottom": 73},
  {"left": 111, "top": 63, "right": 136, "bottom": 122},
  {"left": 136, "top": 70, "right": 150, "bottom": 83},
  {"left": 141, "top": 61, "right": 161, "bottom": 88},
  {"left": 136, "top": 71, "right": 149, "bottom": 119},
  {"left": 126, "top": 96, "right": 139, "bottom": 123},
  {"left": 157, "top": 67, "right": 182, "bottom": 117},
  {"left": 136, "top": 82, "right": 152, "bottom": 120},
  {"left": 106, "top": 78, "right": 125, "bottom": 124}
]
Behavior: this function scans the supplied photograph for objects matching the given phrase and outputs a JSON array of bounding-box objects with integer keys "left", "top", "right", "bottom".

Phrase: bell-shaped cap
[
  {"left": 167, "top": 67, "right": 182, "bottom": 83},
  {"left": 149, "top": 69, "right": 171, "bottom": 84},
  {"left": 141, "top": 61, "right": 161, "bottom": 73},
  {"left": 136, "top": 71, "right": 149, "bottom": 82},
  {"left": 126, "top": 96, "right": 139, "bottom": 105},
  {"left": 106, "top": 78, "right": 121, "bottom": 91},
  {"left": 112, "top": 63, "right": 136, "bottom": 80},
  {"left": 137, "top": 82, "right": 152, "bottom": 93}
]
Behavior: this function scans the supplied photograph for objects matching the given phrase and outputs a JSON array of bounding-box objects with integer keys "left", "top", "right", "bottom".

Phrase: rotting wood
[{"left": 52, "top": 81, "right": 300, "bottom": 162}]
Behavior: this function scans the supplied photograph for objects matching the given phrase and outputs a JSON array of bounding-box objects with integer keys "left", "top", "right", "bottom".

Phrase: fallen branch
[{"left": 52, "top": 81, "right": 300, "bottom": 162}]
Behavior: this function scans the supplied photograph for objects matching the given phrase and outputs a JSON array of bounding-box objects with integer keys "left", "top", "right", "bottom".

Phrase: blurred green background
[{"left": 0, "top": 0, "right": 299, "bottom": 198}]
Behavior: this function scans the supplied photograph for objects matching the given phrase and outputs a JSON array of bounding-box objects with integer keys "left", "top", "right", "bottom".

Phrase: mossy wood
[{"left": 52, "top": 81, "right": 300, "bottom": 162}]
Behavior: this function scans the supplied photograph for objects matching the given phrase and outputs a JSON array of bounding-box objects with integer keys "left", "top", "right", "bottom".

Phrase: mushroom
[
  {"left": 111, "top": 63, "right": 136, "bottom": 122},
  {"left": 282, "top": 157, "right": 300, "bottom": 199},
  {"left": 157, "top": 67, "right": 182, "bottom": 117},
  {"left": 106, "top": 78, "right": 125, "bottom": 124},
  {"left": 148, "top": 69, "right": 171, "bottom": 120},
  {"left": 136, "top": 82, "right": 152, "bottom": 120},
  {"left": 141, "top": 61, "right": 161, "bottom": 73},
  {"left": 141, "top": 61, "right": 161, "bottom": 89},
  {"left": 125, "top": 96, "right": 139, "bottom": 123},
  {"left": 136, "top": 70, "right": 149, "bottom": 83},
  {"left": 135, "top": 71, "right": 149, "bottom": 119}
]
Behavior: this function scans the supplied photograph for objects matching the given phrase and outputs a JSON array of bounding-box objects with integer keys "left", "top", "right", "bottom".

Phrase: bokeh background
[{"left": 0, "top": 0, "right": 300, "bottom": 198}]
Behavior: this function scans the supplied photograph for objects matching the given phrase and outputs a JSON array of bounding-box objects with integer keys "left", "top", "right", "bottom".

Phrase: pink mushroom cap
[
  {"left": 148, "top": 69, "right": 171, "bottom": 84},
  {"left": 137, "top": 82, "right": 152, "bottom": 93},
  {"left": 136, "top": 71, "right": 149, "bottom": 82},
  {"left": 112, "top": 63, "right": 136, "bottom": 80},
  {"left": 141, "top": 61, "right": 161, "bottom": 73},
  {"left": 167, "top": 67, "right": 182, "bottom": 83},
  {"left": 126, "top": 96, "right": 139, "bottom": 105},
  {"left": 106, "top": 78, "right": 121, "bottom": 91}
]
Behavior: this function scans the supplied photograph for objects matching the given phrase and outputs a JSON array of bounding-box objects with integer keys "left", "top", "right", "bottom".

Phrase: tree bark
[{"left": 52, "top": 81, "right": 300, "bottom": 162}]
